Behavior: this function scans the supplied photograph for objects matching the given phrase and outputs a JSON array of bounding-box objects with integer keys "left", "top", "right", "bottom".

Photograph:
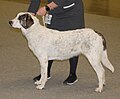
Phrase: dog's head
[{"left": 9, "top": 12, "right": 39, "bottom": 30}]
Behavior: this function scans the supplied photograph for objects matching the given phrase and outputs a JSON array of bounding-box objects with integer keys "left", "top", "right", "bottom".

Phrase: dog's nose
[{"left": 9, "top": 21, "right": 13, "bottom": 26}]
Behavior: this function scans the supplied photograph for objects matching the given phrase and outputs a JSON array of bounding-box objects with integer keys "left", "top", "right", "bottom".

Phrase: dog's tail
[
  {"left": 96, "top": 31, "right": 114, "bottom": 72},
  {"left": 101, "top": 50, "right": 114, "bottom": 72}
]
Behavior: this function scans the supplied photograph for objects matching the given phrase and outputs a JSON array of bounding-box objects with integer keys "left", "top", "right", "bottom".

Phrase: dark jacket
[{"left": 28, "top": 0, "right": 85, "bottom": 31}]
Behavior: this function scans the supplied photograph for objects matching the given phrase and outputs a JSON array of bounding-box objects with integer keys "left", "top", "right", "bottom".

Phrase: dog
[{"left": 9, "top": 12, "right": 114, "bottom": 92}]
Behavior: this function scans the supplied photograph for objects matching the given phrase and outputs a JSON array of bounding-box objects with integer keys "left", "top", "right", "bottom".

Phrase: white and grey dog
[{"left": 9, "top": 12, "right": 114, "bottom": 92}]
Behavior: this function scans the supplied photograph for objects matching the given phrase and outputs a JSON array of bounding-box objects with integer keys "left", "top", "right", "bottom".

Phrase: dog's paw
[
  {"left": 95, "top": 87, "right": 103, "bottom": 93},
  {"left": 36, "top": 85, "right": 44, "bottom": 90},
  {"left": 34, "top": 81, "right": 41, "bottom": 85}
]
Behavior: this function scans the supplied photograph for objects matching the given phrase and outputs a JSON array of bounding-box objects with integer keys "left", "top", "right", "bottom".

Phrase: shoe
[
  {"left": 63, "top": 74, "right": 78, "bottom": 85},
  {"left": 33, "top": 74, "right": 51, "bottom": 82}
]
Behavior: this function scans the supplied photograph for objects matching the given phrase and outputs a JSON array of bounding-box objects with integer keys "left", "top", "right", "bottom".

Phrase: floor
[{"left": 0, "top": 0, "right": 120, "bottom": 99}]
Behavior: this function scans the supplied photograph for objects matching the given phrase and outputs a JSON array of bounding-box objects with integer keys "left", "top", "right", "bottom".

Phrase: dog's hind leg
[
  {"left": 86, "top": 53, "right": 105, "bottom": 93},
  {"left": 95, "top": 64, "right": 105, "bottom": 93}
]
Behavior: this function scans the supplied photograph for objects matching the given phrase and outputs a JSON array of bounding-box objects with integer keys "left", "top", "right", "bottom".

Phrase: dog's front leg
[{"left": 35, "top": 56, "right": 48, "bottom": 90}]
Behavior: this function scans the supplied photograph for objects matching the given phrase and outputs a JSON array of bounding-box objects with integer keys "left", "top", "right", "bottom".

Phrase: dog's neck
[{"left": 21, "top": 22, "right": 42, "bottom": 36}]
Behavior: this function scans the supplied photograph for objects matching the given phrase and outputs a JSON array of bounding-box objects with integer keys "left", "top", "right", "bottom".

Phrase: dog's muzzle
[{"left": 9, "top": 21, "right": 13, "bottom": 26}]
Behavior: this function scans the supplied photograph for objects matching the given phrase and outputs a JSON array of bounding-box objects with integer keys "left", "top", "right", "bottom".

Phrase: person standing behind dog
[{"left": 28, "top": 0, "right": 85, "bottom": 85}]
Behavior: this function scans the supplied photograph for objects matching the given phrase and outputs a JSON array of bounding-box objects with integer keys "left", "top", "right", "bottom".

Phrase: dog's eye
[
  {"left": 18, "top": 16, "right": 22, "bottom": 20},
  {"left": 18, "top": 16, "right": 24, "bottom": 20},
  {"left": 18, "top": 14, "right": 27, "bottom": 21}
]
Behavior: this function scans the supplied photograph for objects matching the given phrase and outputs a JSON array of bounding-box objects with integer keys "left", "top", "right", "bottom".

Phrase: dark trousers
[
  {"left": 47, "top": 11, "right": 84, "bottom": 76},
  {"left": 47, "top": 56, "right": 79, "bottom": 76}
]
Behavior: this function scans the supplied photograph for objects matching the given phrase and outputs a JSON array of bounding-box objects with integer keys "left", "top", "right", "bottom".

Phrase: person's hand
[{"left": 37, "top": 7, "right": 47, "bottom": 16}]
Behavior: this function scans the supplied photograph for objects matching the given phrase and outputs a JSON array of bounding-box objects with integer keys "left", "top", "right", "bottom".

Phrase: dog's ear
[{"left": 18, "top": 14, "right": 34, "bottom": 29}]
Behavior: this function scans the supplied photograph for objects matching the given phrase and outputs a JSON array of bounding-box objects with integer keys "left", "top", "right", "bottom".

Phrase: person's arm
[
  {"left": 37, "top": 1, "right": 58, "bottom": 16},
  {"left": 52, "top": 0, "right": 62, "bottom": 6},
  {"left": 28, "top": 0, "right": 41, "bottom": 15}
]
